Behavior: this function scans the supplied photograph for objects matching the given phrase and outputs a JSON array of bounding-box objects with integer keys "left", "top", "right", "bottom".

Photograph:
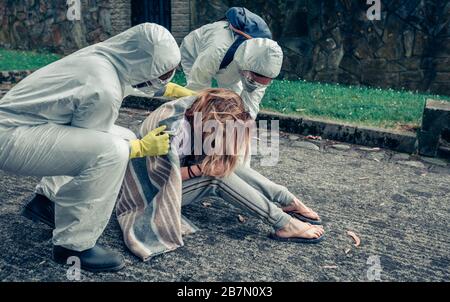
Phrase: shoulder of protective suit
[
  {"left": 190, "top": 21, "right": 233, "bottom": 51},
  {"left": 195, "top": 22, "right": 234, "bottom": 66},
  {"left": 71, "top": 56, "right": 123, "bottom": 102},
  {"left": 210, "top": 21, "right": 234, "bottom": 47},
  {"left": 234, "top": 38, "right": 283, "bottom": 78},
  {"left": 80, "top": 79, "right": 123, "bottom": 105},
  {"left": 70, "top": 55, "right": 117, "bottom": 80}
]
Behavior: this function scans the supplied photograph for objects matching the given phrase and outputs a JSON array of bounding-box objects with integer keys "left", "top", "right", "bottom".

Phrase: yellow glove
[
  {"left": 129, "top": 125, "right": 170, "bottom": 159},
  {"left": 163, "top": 82, "right": 197, "bottom": 98}
]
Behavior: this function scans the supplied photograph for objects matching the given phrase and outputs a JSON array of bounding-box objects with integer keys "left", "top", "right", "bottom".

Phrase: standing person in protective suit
[
  {"left": 180, "top": 7, "right": 284, "bottom": 119},
  {"left": 0, "top": 23, "right": 181, "bottom": 272}
]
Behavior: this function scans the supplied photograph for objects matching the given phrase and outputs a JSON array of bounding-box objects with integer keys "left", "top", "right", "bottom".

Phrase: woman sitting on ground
[{"left": 116, "top": 88, "right": 324, "bottom": 261}]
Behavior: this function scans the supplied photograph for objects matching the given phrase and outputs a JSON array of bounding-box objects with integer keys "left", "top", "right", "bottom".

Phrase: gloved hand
[
  {"left": 129, "top": 125, "right": 170, "bottom": 159},
  {"left": 163, "top": 82, "right": 197, "bottom": 98}
]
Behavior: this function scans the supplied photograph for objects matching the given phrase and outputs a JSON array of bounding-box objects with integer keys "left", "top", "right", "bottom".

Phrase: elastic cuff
[
  {"left": 154, "top": 86, "right": 166, "bottom": 97},
  {"left": 272, "top": 213, "right": 292, "bottom": 231},
  {"left": 53, "top": 238, "right": 96, "bottom": 252},
  {"left": 162, "top": 83, "right": 173, "bottom": 97},
  {"left": 129, "top": 139, "right": 142, "bottom": 159}
]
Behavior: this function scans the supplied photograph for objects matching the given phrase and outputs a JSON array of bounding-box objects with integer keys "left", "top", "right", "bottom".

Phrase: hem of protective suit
[
  {"left": 53, "top": 243, "right": 97, "bottom": 252},
  {"left": 30, "top": 191, "right": 95, "bottom": 252}
]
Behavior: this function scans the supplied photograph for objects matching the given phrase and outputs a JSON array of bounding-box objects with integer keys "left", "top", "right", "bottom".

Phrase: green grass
[
  {"left": 172, "top": 71, "right": 188, "bottom": 86},
  {"left": 262, "top": 79, "right": 450, "bottom": 130},
  {"left": 173, "top": 72, "right": 450, "bottom": 130},
  {"left": 2, "top": 48, "right": 449, "bottom": 130},
  {"left": 0, "top": 48, "right": 61, "bottom": 71}
]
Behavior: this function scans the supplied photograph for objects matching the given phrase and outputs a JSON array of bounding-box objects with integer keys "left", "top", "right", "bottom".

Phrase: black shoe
[
  {"left": 53, "top": 244, "right": 125, "bottom": 273},
  {"left": 22, "top": 194, "right": 55, "bottom": 229}
]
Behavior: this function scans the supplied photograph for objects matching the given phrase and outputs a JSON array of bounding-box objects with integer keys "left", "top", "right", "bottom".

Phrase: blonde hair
[{"left": 185, "top": 88, "right": 252, "bottom": 178}]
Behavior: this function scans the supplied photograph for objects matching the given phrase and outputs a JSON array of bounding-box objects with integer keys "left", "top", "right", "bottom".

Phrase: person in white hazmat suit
[
  {"left": 0, "top": 23, "right": 180, "bottom": 272},
  {"left": 180, "top": 7, "right": 284, "bottom": 120}
]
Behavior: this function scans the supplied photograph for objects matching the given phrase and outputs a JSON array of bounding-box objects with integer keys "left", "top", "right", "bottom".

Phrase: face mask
[
  {"left": 135, "top": 70, "right": 175, "bottom": 95},
  {"left": 148, "top": 78, "right": 167, "bottom": 90},
  {"left": 136, "top": 83, "right": 160, "bottom": 95},
  {"left": 150, "top": 69, "right": 176, "bottom": 89},
  {"left": 241, "top": 72, "right": 268, "bottom": 92}
]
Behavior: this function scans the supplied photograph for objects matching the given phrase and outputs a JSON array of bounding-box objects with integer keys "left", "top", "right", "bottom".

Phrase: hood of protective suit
[
  {"left": 81, "top": 23, "right": 181, "bottom": 86},
  {"left": 234, "top": 38, "right": 283, "bottom": 79}
]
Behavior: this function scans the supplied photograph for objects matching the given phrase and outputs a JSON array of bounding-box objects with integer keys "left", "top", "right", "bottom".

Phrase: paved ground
[{"left": 0, "top": 107, "right": 449, "bottom": 282}]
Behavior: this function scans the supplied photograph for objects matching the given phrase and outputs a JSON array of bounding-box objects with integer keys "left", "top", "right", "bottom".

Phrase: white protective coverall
[
  {"left": 180, "top": 21, "right": 283, "bottom": 119},
  {"left": 0, "top": 23, "right": 180, "bottom": 251}
]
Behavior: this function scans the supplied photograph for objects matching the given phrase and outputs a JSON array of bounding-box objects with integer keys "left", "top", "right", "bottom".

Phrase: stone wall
[
  {"left": 190, "top": 0, "right": 450, "bottom": 95},
  {"left": 171, "top": 0, "right": 191, "bottom": 44},
  {"left": 111, "top": 0, "right": 131, "bottom": 35},
  {"left": 0, "top": 0, "right": 130, "bottom": 54},
  {"left": 0, "top": 69, "right": 33, "bottom": 84},
  {"left": 0, "top": 0, "right": 189, "bottom": 49}
]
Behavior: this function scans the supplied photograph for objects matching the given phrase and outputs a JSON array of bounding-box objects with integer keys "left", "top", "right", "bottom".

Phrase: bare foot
[
  {"left": 282, "top": 198, "right": 320, "bottom": 221},
  {"left": 276, "top": 218, "right": 324, "bottom": 239}
]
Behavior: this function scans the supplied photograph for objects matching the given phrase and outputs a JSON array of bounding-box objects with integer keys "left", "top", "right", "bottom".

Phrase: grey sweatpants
[{"left": 182, "top": 166, "right": 295, "bottom": 230}]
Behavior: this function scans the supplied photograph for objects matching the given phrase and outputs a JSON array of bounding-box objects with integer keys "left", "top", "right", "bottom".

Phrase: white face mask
[
  {"left": 135, "top": 70, "right": 176, "bottom": 95},
  {"left": 148, "top": 78, "right": 168, "bottom": 90},
  {"left": 241, "top": 71, "right": 268, "bottom": 92},
  {"left": 136, "top": 83, "right": 160, "bottom": 95},
  {"left": 151, "top": 69, "right": 176, "bottom": 88}
]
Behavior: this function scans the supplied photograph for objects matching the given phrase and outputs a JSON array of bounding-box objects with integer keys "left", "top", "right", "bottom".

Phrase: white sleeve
[
  {"left": 241, "top": 86, "right": 267, "bottom": 119},
  {"left": 71, "top": 88, "right": 121, "bottom": 132},
  {"left": 185, "top": 47, "right": 223, "bottom": 91}
]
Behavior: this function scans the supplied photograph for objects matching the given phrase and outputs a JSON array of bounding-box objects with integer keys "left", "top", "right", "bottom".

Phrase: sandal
[{"left": 287, "top": 208, "right": 322, "bottom": 225}]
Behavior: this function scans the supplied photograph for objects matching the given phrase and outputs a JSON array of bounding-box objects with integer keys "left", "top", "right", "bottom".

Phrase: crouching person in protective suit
[{"left": 0, "top": 23, "right": 185, "bottom": 272}]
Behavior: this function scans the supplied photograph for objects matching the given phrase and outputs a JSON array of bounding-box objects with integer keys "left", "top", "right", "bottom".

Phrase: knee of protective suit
[
  {"left": 110, "top": 137, "right": 130, "bottom": 164},
  {"left": 95, "top": 134, "right": 130, "bottom": 166},
  {"left": 109, "top": 125, "right": 137, "bottom": 141}
]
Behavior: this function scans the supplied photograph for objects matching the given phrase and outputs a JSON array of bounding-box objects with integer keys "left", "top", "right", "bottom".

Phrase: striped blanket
[{"left": 116, "top": 96, "right": 199, "bottom": 261}]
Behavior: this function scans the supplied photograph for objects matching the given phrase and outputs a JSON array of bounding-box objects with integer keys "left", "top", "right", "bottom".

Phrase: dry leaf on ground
[{"left": 347, "top": 231, "right": 361, "bottom": 247}]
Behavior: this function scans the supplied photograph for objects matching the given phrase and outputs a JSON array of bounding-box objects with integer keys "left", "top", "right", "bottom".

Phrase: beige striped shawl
[{"left": 116, "top": 96, "right": 198, "bottom": 261}]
